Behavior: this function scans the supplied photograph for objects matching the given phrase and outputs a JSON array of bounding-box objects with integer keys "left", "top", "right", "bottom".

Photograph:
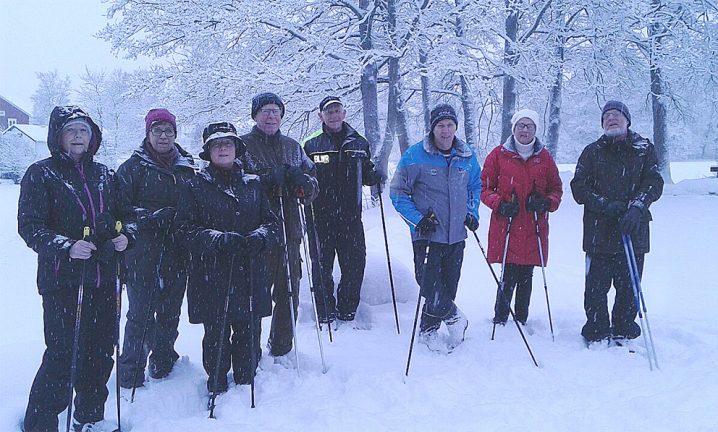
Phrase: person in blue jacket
[{"left": 390, "top": 103, "right": 482, "bottom": 353}]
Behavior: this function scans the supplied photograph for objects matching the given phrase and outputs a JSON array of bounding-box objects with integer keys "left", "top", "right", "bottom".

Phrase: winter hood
[{"left": 47, "top": 106, "right": 102, "bottom": 157}]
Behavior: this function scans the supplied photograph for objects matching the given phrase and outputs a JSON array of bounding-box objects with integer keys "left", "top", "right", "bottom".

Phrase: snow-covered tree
[{"left": 31, "top": 70, "right": 71, "bottom": 125}]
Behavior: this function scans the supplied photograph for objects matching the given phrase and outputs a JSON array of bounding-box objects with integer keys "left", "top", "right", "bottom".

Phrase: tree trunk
[
  {"left": 545, "top": 44, "right": 564, "bottom": 159},
  {"left": 501, "top": 0, "right": 519, "bottom": 142},
  {"left": 359, "top": 0, "right": 381, "bottom": 157},
  {"left": 454, "top": 4, "right": 476, "bottom": 149},
  {"left": 647, "top": 0, "right": 672, "bottom": 183},
  {"left": 650, "top": 64, "right": 672, "bottom": 183},
  {"left": 419, "top": 46, "right": 431, "bottom": 134}
]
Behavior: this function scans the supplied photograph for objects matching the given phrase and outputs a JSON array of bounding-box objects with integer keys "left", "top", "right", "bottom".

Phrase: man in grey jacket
[
  {"left": 390, "top": 103, "right": 482, "bottom": 353},
  {"left": 241, "top": 93, "right": 318, "bottom": 358}
]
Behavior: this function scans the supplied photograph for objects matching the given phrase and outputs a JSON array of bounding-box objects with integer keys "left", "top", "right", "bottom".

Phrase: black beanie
[
  {"left": 251, "top": 92, "right": 285, "bottom": 119},
  {"left": 601, "top": 100, "right": 631, "bottom": 127},
  {"left": 430, "top": 103, "right": 459, "bottom": 132},
  {"left": 199, "top": 121, "right": 246, "bottom": 161}
]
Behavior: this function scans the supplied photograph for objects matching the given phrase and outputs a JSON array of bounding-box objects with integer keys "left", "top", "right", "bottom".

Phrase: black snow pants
[
  {"left": 24, "top": 288, "right": 114, "bottom": 432},
  {"left": 267, "top": 240, "right": 301, "bottom": 357},
  {"left": 202, "top": 317, "right": 262, "bottom": 393},
  {"left": 412, "top": 240, "right": 465, "bottom": 333},
  {"left": 493, "top": 264, "right": 535, "bottom": 324},
  {"left": 118, "top": 255, "right": 186, "bottom": 387},
  {"left": 308, "top": 215, "right": 366, "bottom": 321},
  {"left": 581, "top": 252, "right": 644, "bottom": 342}
]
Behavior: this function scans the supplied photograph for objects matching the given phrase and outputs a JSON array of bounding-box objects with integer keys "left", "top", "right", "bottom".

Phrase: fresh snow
[{"left": 1, "top": 164, "right": 717, "bottom": 432}]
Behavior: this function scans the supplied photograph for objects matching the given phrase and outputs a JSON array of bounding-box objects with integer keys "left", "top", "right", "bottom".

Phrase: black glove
[
  {"left": 95, "top": 212, "right": 118, "bottom": 242},
  {"left": 95, "top": 240, "right": 116, "bottom": 264},
  {"left": 605, "top": 201, "right": 627, "bottom": 218},
  {"left": 526, "top": 193, "right": 551, "bottom": 213},
  {"left": 363, "top": 167, "right": 384, "bottom": 187},
  {"left": 285, "top": 165, "right": 307, "bottom": 189},
  {"left": 620, "top": 206, "right": 642, "bottom": 236},
  {"left": 244, "top": 232, "right": 266, "bottom": 256},
  {"left": 260, "top": 166, "right": 287, "bottom": 189},
  {"left": 416, "top": 214, "right": 438, "bottom": 237},
  {"left": 498, "top": 201, "right": 519, "bottom": 218},
  {"left": 217, "top": 232, "right": 246, "bottom": 254},
  {"left": 146, "top": 207, "right": 176, "bottom": 232},
  {"left": 464, "top": 213, "right": 479, "bottom": 232}
]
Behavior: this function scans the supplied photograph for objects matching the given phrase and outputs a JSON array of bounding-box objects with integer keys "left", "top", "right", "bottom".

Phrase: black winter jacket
[
  {"left": 18, "top": 106, "right": 137, "bottom": 295},
  {"left": 240, "top": 126, "right": 318, "bottom": 241},
  {"left": 176, "top": 164, "right": 279, "bottom": 324},
  {"left": 115, "top": 141, "right": 197, "bottom": 279},
  {"left": 570, "top": 130, "right": 664, "bottom": 254},
  {"left": 302, "top": 122, "right": 375, "bottom": 220}
]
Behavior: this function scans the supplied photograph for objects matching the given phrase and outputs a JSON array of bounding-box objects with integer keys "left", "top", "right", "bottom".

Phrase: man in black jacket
[
  {"left": 116, "top": 108, "right": 197, "bottom": 388},
  {"left": 240, "top": 93, "right": 319, "bottom": 358},
  {"left": 18, "top": 106, "right": 135, "bottom": 432},
  {"left": 570, "top": 101, "right": 663, "bottom": 344},
  {"left": 302, "top": 96, "right": 381, "bottom": 324}
]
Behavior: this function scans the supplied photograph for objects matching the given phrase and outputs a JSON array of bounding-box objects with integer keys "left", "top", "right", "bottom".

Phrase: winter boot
[
  {"left": 445, "top": 307, "right": 468, "bottom": 350},
  {"left": 72, "top": 419, "right": 117, "bottom": 432},
  {"left": 418, "top": 330, "right": 449, "bottom": 354}
]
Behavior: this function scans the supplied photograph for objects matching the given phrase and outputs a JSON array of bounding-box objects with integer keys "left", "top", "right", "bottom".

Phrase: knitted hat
[
  {"left": 61, "top": 118, "right": 93, "bottom": 139},
  {"left": 251, "top": 92, "right": 285, "bottom": 119},
  {"left": 511, "top": 109, "right": 540, "bottom": 132},
  {"left": 319, "top": 95, "right": 343, "bottom": 111},
  {"left": 199, "top": 121, "right": 245, "bottom": 161},
  {"left": 430, "top": 103, "right": 459, "bottom": 132},
  {"left": 145, "top": 108, "right": 177, "bottom": 136},
  {"left": 601, "top": 100, "right": 631, "bottom": 127}
]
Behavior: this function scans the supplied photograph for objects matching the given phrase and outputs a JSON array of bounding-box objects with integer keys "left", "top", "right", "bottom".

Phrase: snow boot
[
  {"left": 445, "top": 307, "right": 468, "bottom": 350},
  {"left": 72, "top": 419, "right": 118, "bottom": 432},
  {"left": 418, "top": 330, "right": 449, "bottom": 354}
]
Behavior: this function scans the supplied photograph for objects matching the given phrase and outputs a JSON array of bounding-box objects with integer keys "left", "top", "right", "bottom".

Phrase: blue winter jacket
[{"left": 390, "top": 135, "right": 482, "bottom": 245}]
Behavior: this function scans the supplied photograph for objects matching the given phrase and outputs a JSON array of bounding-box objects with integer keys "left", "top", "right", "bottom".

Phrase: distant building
[
  {"left": 0, "top": 95, "right": 31, "bottom": 131},
  {"left": 0, "top": 124, "right": 49, "bottom": 182}
]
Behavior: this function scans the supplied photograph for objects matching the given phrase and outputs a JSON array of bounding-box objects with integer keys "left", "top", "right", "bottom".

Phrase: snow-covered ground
[{"left": 1, "top": 162, "right": 717, "bottom": 432}]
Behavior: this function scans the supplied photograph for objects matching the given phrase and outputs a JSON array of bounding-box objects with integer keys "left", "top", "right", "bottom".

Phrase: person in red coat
[{"left": 480, "top": 109, "right": 563, "bottom": 326}]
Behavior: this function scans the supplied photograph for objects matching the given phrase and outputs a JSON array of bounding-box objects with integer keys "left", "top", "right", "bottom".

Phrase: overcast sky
[{"left": 0, "top": 1, "right": 150, "bottom": 114}]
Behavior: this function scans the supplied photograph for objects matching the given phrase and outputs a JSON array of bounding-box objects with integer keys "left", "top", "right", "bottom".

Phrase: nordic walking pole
[
  {"left": 377, "top": 182, "right": 400, "bottom": 334},
  {"left": 532, "top": 211, "right": 555, "bottom": 342},
  {"left": 66, "top": 226, "right": 90, "bottom": 432},
  {"left": 622, "top": 234, "right": 659, "bottom": 370},
  {"left": 473, "top": 232, "right": 539, "bottom": 367},
  {"left": 308, "top": 203, "right": 334, "bottom": 343},
  {"left": 492, "top": 192, "right": 517, "bottom": 341},
  {"left": 277, "top": 188, "right": 301, "bottom": 376},
  {"left": 626, "top": 235, "right": 659, "bottom": 368},
  {"left": 209, "top": 255, "right": 236, "bottom": 418},
  {"left": 130, "top": 237, "right": 165, "bottom": 404},
  {"left": 298, "top": 202, "right": 327, "bottom": 373},
  {"left": 114, "top": 221, "right": 124, "bottom": 432},
  {"left": 405, "top": 210, "right": 435, "bottom": 379},
  {"left": 248, "top": 258, "right": 256, "bottom": 408}
]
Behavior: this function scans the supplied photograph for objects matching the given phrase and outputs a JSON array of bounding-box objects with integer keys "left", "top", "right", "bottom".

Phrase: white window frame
[{"left": 8, "top": 118, "right": 17, "bottom": 127}]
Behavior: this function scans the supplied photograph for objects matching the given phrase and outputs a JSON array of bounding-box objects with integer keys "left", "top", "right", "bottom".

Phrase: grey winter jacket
[{"left": 240, "top": 126, "right": 318, "bottom": 241}]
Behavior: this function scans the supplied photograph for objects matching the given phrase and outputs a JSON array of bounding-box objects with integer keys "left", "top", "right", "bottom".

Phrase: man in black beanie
[
  {"left": 240, "top": 92, "right": 318, "bottom": 360},
  {"left": 571, "top": 100, "right": 664, "bottom": 345}
]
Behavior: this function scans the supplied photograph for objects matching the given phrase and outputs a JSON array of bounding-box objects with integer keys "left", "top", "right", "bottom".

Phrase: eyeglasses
[
  {"left": 210, "top": 140, "right": 235, "bottom": 150},
  {"left": 260, "top": 108, "right": 281, "bottom": 116},
  {"left": 150, "top": 126, "right": 176, "bottom": 138},
  {"left": 602, "top": 111, "right": 624, "bottom": 120},
  {"left": 515, "top": 122, "right": 536, "bottom": 131}
]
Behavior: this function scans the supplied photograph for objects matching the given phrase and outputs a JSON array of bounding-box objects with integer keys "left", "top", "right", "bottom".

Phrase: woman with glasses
[
  {"left": 176, "top": 121, "right": 277, "bottom": 394},
  {"left": 480, "top": 109, "right": 563, "bottom": 328},
  {"left": 115, "top": 108, "right": 197, "bottom": 390}
]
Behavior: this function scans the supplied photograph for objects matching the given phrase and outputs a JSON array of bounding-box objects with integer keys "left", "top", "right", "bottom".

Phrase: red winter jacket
[{"left": 480, "top": 137, "right": 563, "bottom": 265}]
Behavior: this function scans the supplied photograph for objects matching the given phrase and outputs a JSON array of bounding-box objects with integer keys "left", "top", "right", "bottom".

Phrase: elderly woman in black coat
[
  {"left": 176, "top": 122, "right": 278, "bottom": 394},
  {"left": 18, "top": 106, "right": 135, "bottom": 432}
]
